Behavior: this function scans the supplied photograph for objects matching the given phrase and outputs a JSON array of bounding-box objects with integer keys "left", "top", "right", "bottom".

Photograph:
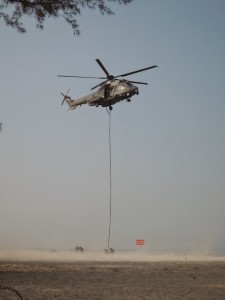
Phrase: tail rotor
[{"left": 61, "top": 89, "right": 70, "bottom": 105}]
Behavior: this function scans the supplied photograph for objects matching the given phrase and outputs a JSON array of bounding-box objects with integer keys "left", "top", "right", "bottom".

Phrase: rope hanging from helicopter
[
  {"left": 58, "top": 59, "right": 158, "bottom": 252},
  {"left": 106, "top": 107, "right": 112, "bottom": 251}
]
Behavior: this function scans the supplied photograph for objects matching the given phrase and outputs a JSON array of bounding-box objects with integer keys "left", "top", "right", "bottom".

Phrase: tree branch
[{"left": 0, "top": 0, "right": 133, "bottom": 34}]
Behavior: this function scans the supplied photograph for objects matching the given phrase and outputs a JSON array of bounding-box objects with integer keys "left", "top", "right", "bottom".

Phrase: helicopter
[{"left": 58, "top": 59, "right": 158, "bottom": 111}]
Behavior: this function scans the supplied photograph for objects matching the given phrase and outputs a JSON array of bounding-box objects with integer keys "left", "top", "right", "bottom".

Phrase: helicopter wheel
[
  {"left": 109, "top": 106, "right": 113, "bottom": 111},
  {"left": 126, "top": 99, "right": 131, "bottom": 102}
]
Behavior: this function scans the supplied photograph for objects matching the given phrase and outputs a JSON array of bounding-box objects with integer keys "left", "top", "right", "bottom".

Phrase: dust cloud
[{"left": 1, "top": 249, "right": 225, "bottom": 262}]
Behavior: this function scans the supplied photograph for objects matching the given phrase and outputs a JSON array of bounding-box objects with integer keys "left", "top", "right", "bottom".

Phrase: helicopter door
[{"left": 104, "top": 84, "right": 110, "bottom": 99}]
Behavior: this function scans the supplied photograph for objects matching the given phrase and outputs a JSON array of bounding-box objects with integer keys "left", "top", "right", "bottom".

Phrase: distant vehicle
[{"left": 58, "top": 59, "right": 158, "bottom": 111}]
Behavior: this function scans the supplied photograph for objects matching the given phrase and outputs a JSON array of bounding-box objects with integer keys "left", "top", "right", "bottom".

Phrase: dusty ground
[{"left": 1, "top": 259, "right": 225, "bottom": 300}]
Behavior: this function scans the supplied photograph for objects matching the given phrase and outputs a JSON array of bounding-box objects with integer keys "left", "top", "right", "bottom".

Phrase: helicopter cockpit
[{"left": 121, "top": 81, "right": 134, "bottom": 88}]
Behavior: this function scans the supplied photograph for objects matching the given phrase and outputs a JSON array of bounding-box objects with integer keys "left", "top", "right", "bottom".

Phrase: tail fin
[{"left": 64, "top": 97, "right": 77, "bottom": 110}]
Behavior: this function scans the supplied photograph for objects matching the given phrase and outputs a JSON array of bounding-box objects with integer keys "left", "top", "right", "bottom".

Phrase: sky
[{"left": 1, "top": 0, "right": 225, "bottom": 253}]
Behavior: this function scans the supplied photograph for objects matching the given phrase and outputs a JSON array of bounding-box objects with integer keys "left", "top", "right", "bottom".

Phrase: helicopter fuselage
[{"left": 66, "top": 79, "right": 139, "bottom": 110}]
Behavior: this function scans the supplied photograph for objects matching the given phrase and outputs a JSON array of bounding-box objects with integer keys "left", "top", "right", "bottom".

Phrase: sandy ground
[{"left": 1, "top": 253, "right": 225, "bottom": 299}]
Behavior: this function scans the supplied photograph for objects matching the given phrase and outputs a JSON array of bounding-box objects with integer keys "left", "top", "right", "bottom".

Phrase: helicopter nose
[
  {"left": 132, "top": 87, "right": 138, "bottom": 95},
  {"left": 129, "top": 87, "right": 139, "bottom": 97}
]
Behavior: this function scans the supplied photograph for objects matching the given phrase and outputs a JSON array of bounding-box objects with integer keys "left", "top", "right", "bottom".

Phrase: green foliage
[{"left": 0, "top": 0, "right": 133, "bottom": 34}]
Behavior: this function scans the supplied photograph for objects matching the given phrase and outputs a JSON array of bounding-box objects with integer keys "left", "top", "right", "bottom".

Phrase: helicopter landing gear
[
  {"left": 126, "top": 98, "right": 131, "bottom": 102},
  {"left": 109, "top": 106, "right": 113, "bottom": 110}
]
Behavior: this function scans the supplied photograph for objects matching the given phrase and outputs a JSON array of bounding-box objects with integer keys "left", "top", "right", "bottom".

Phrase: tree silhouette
[{"left": 0, "top": 0, "right": 133, "bottom": 34}]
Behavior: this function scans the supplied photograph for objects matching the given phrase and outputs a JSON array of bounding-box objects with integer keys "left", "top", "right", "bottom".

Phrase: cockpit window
[
  {"left": 121, "top": 81, "right": 132, "bottom": 87},
  {"left": 126, "top": 81, "right": 133, "bottom": 87}
]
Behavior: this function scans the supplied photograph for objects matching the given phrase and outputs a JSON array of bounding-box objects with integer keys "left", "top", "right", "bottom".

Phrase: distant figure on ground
[
  {"left": 75, "top": 246, "right": 84, "bottom": 253},
  {"left": 104, "top": 248, "right": 115, "bottom": 254}
]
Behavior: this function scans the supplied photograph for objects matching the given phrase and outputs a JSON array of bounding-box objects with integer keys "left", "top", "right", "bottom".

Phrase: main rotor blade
[
  {"left": 130, "top": 81, "right": 148, "bottom": 85},
  {"left": 115, "top": 65, "right": 158, "bottom": 78},
  {"left": 96, "top": 59, "right": 110, "bottom": 77},
  {"left": 58, "top": 75, "right": 106, "bottom": 79}
]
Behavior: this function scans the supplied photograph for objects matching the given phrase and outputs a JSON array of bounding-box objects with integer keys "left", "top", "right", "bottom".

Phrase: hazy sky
[{"left": 1, "top": 0, "right": 225, "bottom": 253}]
